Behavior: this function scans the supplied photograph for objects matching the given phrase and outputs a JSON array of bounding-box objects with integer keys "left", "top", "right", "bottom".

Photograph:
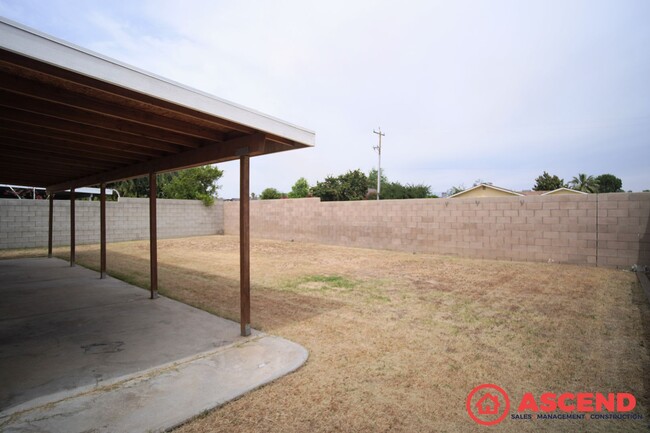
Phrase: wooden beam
[
  {"left": 0, "top": 69, "right": 228, "bottom": 142},
  {"left": 70, "top": 188, "right": 75, "bottom": 267},
  {"left": 0, "top": 161, "right": 79, "bottom": 176},
  {"left": 149, "top": 172, "right": 158, "bottom": 299},
  {"left": 0, "top": 135, "right": 138, "bottom": 164},
  {"left": 0, "top": 165, "right": 95, "bottom": 186},
  {"left": 100, "top": 183, "right": 107, "bottom": 279},
  {"left": 0, "top": 113, "right": 176, "bottom": 155},
  {"left": 2, "top": 146, "right": 118, "bottom": 171},
  {"left": 0, "top": 52, "right": 257, "bottom": 136},
  {"left": 48, "top": 193, "right": 53, "bottom": 258},
  {"left": 0, "top": 175, "right": 61, "bottom": 186},
  {"left": 240, "top": 155, "right": 251, "bottom": 337},
  {"left": 259, "top": 139, "right": 300, "bottom": 156},
  {"left": 47, "top": 133, "right": 266, "bottom": 193},
  {"left": 0, "top": 89, "right": 208, "bottom": 149}
]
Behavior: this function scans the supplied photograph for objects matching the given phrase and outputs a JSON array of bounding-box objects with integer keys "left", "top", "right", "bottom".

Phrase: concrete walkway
[{"left": 0, "top": 258, "right": 308, "bottom": 432}]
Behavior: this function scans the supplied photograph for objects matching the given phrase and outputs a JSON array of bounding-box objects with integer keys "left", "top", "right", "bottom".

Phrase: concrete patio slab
[{"left": 0, "top": 258, "right": 308, "bottom": 432}]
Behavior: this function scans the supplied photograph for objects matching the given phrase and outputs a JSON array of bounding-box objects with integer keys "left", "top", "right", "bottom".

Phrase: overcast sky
[{"left": 2, "top": 0, "right": 649, "bottom": 197}]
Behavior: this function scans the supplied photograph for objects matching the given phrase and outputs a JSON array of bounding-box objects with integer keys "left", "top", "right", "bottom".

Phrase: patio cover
[
  {"left": 0, "top": 18, "right": 314, "bottom": 188},
  {"left": 0, "top": 17, "right": 314, "bottom": 336}
]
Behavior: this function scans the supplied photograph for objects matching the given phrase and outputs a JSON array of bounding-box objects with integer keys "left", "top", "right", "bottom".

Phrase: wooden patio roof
[
  {"left": 0, "top": 17, "right": 314, "bottom": 337},
  {"left": 0, "top": 18, "right": 314, "bottom": 192}
]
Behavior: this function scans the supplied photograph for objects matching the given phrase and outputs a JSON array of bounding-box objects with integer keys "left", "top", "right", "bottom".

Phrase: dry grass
[{"left": 2, "top": 235, "right": 649, "bottom": 432}]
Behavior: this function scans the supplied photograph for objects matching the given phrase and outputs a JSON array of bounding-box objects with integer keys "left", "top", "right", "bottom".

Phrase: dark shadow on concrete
[
  {"left": 0, "top": 256, "right": 338, "bottom": 414},
  {"left": 0, "top": 258, "right": 238, "bottom": 411}
]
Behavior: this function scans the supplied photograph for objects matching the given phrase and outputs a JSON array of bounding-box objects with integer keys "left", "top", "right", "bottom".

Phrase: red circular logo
[{"left": 466, "top": 384, "right": 510, "bottom": 426}]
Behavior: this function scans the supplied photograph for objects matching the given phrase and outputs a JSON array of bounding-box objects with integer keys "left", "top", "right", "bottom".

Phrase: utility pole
[{"left": 373, "top": 128, "right": 385, "bottom": 200}]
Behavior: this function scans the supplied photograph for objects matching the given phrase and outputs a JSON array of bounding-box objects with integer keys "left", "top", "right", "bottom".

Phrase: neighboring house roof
[
  {"left": 450, "top": 185, "right": 591, "bottom": 199},
  {"left": 541, "top": 187, "right": 588, "bottom": 196},
  {"left": 449, "top": 185, "right": 590, "bottom": 199},
  {"left": 449, "top": 183, "right": 523, "bottom": 198},
  {"left": 519, "top": 190, "right": 545, "bottom": 196}
]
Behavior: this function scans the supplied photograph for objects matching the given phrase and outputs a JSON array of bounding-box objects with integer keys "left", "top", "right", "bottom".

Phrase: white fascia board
[
  {"left": 0, "top": 18, "right": 315, "bottom": 147},
  {"left": 485, "top": 184, "right": 524, "bottom": 196}
]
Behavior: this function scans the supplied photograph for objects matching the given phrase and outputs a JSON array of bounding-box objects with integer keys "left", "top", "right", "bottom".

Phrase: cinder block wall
[
  {"left": 597, "top": 194, "right": 650, "bottom": 267},
  {"left": 0, "top": 198, "right": 224, "bottom": 249},
  {"left": 224, "top": 193, "right": 650, "bottom": 268}
]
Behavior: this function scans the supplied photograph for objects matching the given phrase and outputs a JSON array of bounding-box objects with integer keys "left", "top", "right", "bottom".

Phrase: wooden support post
[
  {"left": 100, "top": 183, "right": 107, "bottom": 279},
  {"left": 48, "top": 193, "right": 54, "bottom": 258},
  {"left": 149, "top": 173, "right": 158, "bottom": 299},
  {"left": 70, "top": 188, "right": 75, "bottom": 267},
  {"left": 240, "top": 156, "right": 251, "bottom": 336}
]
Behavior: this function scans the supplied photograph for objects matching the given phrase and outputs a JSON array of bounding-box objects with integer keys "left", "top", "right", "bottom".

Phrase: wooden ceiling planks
[{"left": 0, "top": 19, "right": 313, "bottom": 192}]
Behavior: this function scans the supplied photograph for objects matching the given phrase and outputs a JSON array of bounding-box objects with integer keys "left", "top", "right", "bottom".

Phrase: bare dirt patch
[{"left": 3, "top": 235, "right": 648, "bottom": 432}]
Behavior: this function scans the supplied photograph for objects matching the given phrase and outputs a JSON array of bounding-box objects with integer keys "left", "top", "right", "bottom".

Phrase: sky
[{"left": 1, "top": 0, "right": 649, "bottom": 197}]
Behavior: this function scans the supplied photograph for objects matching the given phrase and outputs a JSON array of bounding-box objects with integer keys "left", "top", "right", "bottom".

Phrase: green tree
[
  {"left": 288, "top": 177, "right": 310, "bottom": 198},
  {"left": 310, "top": 176, "right": 339, "bottom": 201},
  {"left": 404, "top": 184, "right": 433, "bottom": 198},
  {"left": 260, "top": 188, "right": 282, "bottom": 200},
  {"left": 533, "top": 172, "right": 566, "bottom": 191},
  {"left": 368, "top": 168, "right": 432, "bottom": 199},
  {"left": 110, "top": 173, "right": 174, "bottom": 198},
  {"left": 311, "top": 169, "right": 368, "bottom": 201},
  {"left": 110, "top": 166, "right": 222, "bottom": 205},
  {"left": 337, "top": 169, "right": 368, "bottom": 200},
  {"left": 447, "top": 185, "right": 465, "bottom": 196},
  {"left": 111, "top": 167, "right": 223, "bottom": 205},
  {"left": 595, "top": 174, "right": 623, "bottom": 193},
  {"left": 368, "top": 168, "right": 389, "bottom": 195},
  {"left": 569, "top": 173, "right": 598, "bottom": 193},
  {"left": 110, "top": 177, "right": 145, "bottom": 197},
  {"left": 382, "top": 181, "right": 433, "bottom": 199},
  {"left": 160, "top": 166, "right": 223, "bottom": 205},
  {"left": 379, "top": 181, "right": 405, "bottom": 199}
]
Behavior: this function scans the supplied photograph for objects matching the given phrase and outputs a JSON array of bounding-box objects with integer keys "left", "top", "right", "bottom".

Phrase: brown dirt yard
[{"left": 2, "top": 235, "right": 649, "bottom": 432}]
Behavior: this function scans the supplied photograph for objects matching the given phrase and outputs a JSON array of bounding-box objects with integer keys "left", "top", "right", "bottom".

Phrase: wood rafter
[
  {"left": 0, "top": 23, "right": 312, "bottom": 192},
  {"left": 47, "top": 133, "right": 266, "bottom": 192},
  {"left": 0, "top": 69, "right": 228, "bottom": 142}
]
